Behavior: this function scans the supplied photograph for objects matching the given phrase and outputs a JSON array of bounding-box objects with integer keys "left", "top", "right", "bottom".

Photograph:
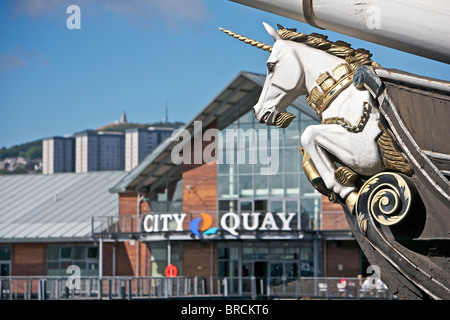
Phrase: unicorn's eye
[{"left": 267, "top": 62, "right": 276, "bottom": 73}]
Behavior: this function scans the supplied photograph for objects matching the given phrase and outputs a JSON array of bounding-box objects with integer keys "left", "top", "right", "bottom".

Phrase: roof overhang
[{"left": 109, "top": 71, "right": 318, "bottom": 193}]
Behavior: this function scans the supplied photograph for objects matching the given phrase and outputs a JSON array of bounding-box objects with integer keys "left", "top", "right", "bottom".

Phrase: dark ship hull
[{"left": 339, "top": 69, "right": 450, "bottom": 299}]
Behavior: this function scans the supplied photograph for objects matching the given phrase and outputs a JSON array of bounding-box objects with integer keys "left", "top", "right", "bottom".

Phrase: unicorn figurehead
[{"left": 220, "top": 22, "right": 386, "bottom": 206}]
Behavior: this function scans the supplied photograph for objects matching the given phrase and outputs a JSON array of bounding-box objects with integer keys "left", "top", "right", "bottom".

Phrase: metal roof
[
  {"left": 0, "top": 171, "right": 127, "bottom": 242},
  {"left": 110, "top": 71, "right": 318, "bottom": 193}
]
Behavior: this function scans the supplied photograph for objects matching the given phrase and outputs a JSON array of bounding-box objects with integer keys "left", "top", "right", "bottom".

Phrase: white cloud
[
  {"left": 10, "top": 0, "right": 208, "bottom": 28},
  {"left": 0, "top": 52, "right": 27, "bottom": 72},
  {"left": 0, "top": 49, "right": 49, "bottom": 72}
]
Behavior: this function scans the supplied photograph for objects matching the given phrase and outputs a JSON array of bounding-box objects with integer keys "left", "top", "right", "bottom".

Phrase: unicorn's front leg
[{"left": 301, "top": 125, "right": 356, "bottom": 199}]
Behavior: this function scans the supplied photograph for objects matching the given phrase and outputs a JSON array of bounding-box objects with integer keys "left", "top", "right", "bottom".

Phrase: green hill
[{"left": 0, "top": 140, "right": 42, "bottom": 160}]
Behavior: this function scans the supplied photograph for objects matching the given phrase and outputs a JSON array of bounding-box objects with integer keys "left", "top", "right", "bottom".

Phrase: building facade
[
  {"left": 125, "top": 127, "right": 174, "bottom": 171},
  {"left": 0, "top": 73, "right": 367, "bottom": 299},
  {"left": 99, "top": 72, "right": 365, "bottom": 287},
  {"left": 75, "top": 132, "right": 125, "bottom": 173},
  {"left": 42, "top": 136, "right": 75, "bottom": 174}
]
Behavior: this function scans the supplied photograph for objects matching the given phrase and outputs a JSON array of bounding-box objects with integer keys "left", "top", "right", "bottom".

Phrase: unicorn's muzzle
[{"left": 253, "top": 107, "right": 296, "bottom": 129}]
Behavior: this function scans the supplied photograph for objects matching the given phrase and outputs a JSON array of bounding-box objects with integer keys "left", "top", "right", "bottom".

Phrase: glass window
[
  {"left": 285, "top": 200, "right": 298, "bottom": 212},
  {"left": 0, "top": 246, "right": 11, "bottom": 277},
  {"left": 47, "top": 245, "right": 99, "bottom": 276},
  {"left": 285, "top": 120, "right": 300, "bottom": 147},
  {"left": 269, "top": 200, "right": 283, "bottom": 212},
  {"left": 284, "top": 148, "right": 300, "bottom": 173},
  {"left": 47, "top": 262, "right": 60, "bottom": 276},
  {"left": 239, "top": 175, "right": 253, "bottom": 197},
  {"left": 254, "top": 200, "right": 267, "bottom": 212},
  {"left": 60, "top": 247, "right": 72, "bottom": 260},
  {"left": 217, "top": 100, "right": 320, "bottom": 217},
  {"left": 218, "top": 243, "right": 239, "bottom": 279},
  {"left": 87, "top": 247, "right": 98, "bottom": 259},
  {"left": 300, "top": 172, "right": 318, "bottom": 196},
  {"left": 219, "top": 200, "right": 237, "bottom": 212},
  {"left": 239, "top": 109, "right": 255, "bottom": 123},
  {"left": 285, "top": 173, "right": 300, "bottom": 196},
  {"left": 0, "top": 247, "right": 11, "bottom": 261},
  {"left": 301, "top": 197, "right": 321, "bottom": 231},
  {"left": 269, "top": 175, "right": 283, "bottom": 197},
  {"left": 74, "top": 246, "right": 86, "bottom": 260},
  {"left": 254, "top": 175, "right": 268, "bottom": 197},
  {"left": 240, "top": 201, "right": 252, "bottom": 212},
  {"left": 218, "top": 175, "right": 238, "bottom": 199},
  {"left": 151, "top": 248, "right": 167, "bottom": 261},
  {"left": 149, "top": 177, "right": 183, "bottom": 214}
]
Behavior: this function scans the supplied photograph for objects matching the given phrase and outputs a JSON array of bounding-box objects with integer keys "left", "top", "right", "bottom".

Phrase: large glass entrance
[{"left": 218, "top": 241, "right": 317, "bottom": 295}]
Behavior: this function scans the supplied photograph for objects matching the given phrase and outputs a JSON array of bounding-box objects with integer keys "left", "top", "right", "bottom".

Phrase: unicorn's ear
[{"left": 263, "top": 22, "right": 281, "bottom": 41}]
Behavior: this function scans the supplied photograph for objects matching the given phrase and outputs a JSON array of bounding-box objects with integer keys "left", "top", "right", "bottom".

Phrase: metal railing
[{"left": 0, "top": 276, "right": 395, "bottom": 300}]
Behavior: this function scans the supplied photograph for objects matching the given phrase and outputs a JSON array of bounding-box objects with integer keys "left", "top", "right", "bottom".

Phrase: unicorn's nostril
[{"left": 260, "top": 111, "right": 271, "bottom": 123}]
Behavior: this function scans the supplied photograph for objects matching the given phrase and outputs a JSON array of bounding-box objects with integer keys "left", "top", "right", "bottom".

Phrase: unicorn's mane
[{"left": 276, "top": 25, "right": 381, "bottom": 69}]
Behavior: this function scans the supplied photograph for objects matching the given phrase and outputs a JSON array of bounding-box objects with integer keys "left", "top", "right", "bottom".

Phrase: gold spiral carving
[{"left": 357, "top": 173, "right": 413, "bottom": 226}]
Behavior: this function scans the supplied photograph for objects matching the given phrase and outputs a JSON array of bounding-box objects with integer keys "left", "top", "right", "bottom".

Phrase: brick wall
[
  {"left": 321, "top": 195, "right": 350, "bottom": 231},
  {"left": 12, "top": 243, "right": 46, "bottom": 276},
  {"left": 182, "top": 241, "right": 216, "bottom": 278},
  {"left": 323, "top": 240, "right": 361, "bottom": 277},
  {"left": 119, "top": 192, "right": 149, "bottom": 216}
]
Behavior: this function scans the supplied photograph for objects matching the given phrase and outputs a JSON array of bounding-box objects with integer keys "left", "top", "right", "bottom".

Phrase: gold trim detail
[
  {"left": 321, "top": 102, "right": 371, "bottom": 133},
  {"left": 306, "top": 64, "right": 354, "bottom": 120},
  {"left": 357, "top": 213, "right": 368, "bottom": 235},
  {"left": 299, "top": 147, "right": 321, "bottom": 182},
  {"left": 319, "top": 73, "right": 354, "bottom": 115},
  {"left": 275, "top": 112, "right": 296, "bottom": 128},
  {"left": 275, "top": 26, "right": 380, "bottom": 69},
  {"left": 333, "top": 63, "right": 352, "bottom": 80},
  {"left": 346, "top": 191, "right": 359, "bottom": 214},
  {"left": 305, "top": 87, "right": 324, "bottom": 113},
  {"left": 376, "top": 123, "right": 413, "bottom": 175},
  {"left": 335, "top": 167, "right": 358, "bottom": 186},
  {"left": 316, "top": 72, "right": 336, "bottom": 92}
]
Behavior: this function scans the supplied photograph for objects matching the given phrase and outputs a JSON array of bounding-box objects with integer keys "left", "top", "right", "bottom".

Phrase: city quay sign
[{"left": 142, "top": 212, "right": 298, "bottom": 236}]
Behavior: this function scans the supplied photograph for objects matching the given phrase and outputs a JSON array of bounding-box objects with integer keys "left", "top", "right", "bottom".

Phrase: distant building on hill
[
  {"left": 75, "top": 131, "right": 125, "bottom": 173},
  {"left": 42, "top": 136, "right": 75, "bottom": 174},
  {"left": 125, "top": 127, "right": 174, "bottom": 171},
  {"left": 41, "top": 112, "right": 176, "bottom": 174}
]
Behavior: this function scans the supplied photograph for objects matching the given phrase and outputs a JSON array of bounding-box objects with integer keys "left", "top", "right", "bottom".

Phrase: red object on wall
[{"left": 165, "top": 264, "right": 178, "bottom": 277}]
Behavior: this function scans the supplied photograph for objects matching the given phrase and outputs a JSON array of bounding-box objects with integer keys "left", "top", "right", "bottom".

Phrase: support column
[{"left": 99, "top": 238, "right": 103, "bottom": 278}]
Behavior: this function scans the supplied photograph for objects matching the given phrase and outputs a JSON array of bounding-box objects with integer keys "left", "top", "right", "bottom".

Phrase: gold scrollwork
[
  {"left": 356, "top": 172, "right": 414, "bottom": 227},
  {"left": 357, "top": 213, "right": 368, "bottom": 235},
  {"left": 376, "top": 123, "right": 413, "bottom": 175}
]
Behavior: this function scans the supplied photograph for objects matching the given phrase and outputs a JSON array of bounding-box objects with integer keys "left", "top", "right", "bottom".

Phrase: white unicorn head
[{"left": 252, "top": 23, "right": 309, "bottom": 125}]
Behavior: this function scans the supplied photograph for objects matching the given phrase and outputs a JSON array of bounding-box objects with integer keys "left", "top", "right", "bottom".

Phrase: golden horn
[{"left": 219, "top": 27, "right": 272, "bottom": 52}]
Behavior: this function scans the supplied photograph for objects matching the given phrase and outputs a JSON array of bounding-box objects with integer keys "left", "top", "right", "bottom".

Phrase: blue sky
[{"left": 1, "top": 0, "right": 449, "bottom": 149}]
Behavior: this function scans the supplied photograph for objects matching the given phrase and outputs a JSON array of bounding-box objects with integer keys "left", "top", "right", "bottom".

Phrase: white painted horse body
[{"left": 253, "top": 23, "right": 384, "bottom": 199}]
